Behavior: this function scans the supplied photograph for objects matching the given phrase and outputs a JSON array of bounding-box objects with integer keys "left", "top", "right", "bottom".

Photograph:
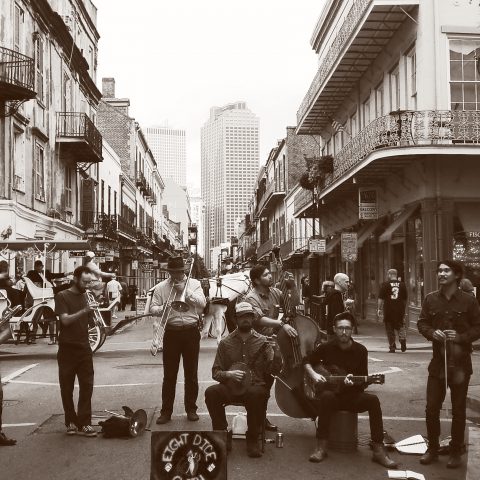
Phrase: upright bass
[{"left": 273, "top": 251, "right": 322, "bottom": 418}]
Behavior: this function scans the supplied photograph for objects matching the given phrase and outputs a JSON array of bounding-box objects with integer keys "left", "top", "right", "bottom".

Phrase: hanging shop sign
[
  {"left": 131, "top": 260, "right": 138, "bottom": 270},
  {"left": 341, "top": 232, "right": 358, "bottom": 262},
  {"left": 359, "top": 187, "right": 378, "bottom": 220},
  {"left": 309, "top": 238, "right": 326, "bottom": 253},
  {"left": 69, "top": 251, "right": 86, "bottom": 258}
]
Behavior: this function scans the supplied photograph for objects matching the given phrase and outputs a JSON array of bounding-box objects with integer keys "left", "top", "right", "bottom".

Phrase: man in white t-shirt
[{"left": 106, "top": 274, "right": 122, "bottom": 319}]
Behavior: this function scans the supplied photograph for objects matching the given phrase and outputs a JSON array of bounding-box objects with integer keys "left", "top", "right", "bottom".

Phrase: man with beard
[
  {"left": 205, "top": 302, "right": 279, "bottom": 458},
  {"left": 244, "top": 264, "right": 297, "bottom": 431},
  {"left": 418, "top": 260, "right": 480, "bottom": 469},
  {"left": 304, "top": 312, "right": 397, "bottom": 468},
  {"left": 54, "top": 266, "right": 98, "bottom": 437}
]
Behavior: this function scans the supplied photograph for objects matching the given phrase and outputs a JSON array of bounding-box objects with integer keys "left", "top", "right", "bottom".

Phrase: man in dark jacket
[
  {"left": 325, "top": 273, "right": 350, "bottom": 337},
  {"left": 417, "top": 260, "right": 480, "bottom": 469}
]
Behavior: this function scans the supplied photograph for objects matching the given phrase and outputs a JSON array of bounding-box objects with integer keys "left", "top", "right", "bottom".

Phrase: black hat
[{"left": 165, "top": 256, "right": 188, "bottom": 272}]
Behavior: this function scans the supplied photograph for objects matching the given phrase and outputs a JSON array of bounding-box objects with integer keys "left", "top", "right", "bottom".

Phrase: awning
[
  {"left": 379, "top": 204, "right": 420, "bottom": 243},
  {"left": 325, "top": 235, "right": 341, "bottom": 254},
  {"left": 0, "top": 240, "right": 90, "bottom": 251},
  {"left": 357, "top": 218, "right": 384, "bottom": 248}
]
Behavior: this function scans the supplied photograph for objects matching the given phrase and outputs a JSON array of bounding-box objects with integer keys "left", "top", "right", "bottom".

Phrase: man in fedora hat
[{"left": 150, "top": 256, "right": 206, "bottom": 424}]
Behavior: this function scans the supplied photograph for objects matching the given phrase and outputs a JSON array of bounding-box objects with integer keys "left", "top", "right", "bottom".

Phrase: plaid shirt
[
  {"left": 244, "top": 287, "right": 284, "bottom": 336},
  {"left": 212, "top": 329, "right": 277, "bottom": 385},
  {"left": 417, "top": 289, "right": 480, "bottom": 377}
]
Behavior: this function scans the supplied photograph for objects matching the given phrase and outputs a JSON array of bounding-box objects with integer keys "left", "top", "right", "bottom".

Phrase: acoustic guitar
[{"left": 304, "top": 363, "right": 385, "bottom": 400}]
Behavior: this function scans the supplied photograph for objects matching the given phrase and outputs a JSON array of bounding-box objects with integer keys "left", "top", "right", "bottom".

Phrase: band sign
[
  {"left": 151, "top": 431, "right": 227, "bottom": 480},
  {"left": 359, "top": 187, "right": 378, "bottom": 220},
  {"left": 309, "top": 238, "right": 326, "bottom": 253},
  {"left": 341, "top": 232, "right": 358, "bottom": 262}
]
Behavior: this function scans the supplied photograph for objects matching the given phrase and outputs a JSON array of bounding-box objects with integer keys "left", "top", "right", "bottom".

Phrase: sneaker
[
  {"left": 77, "top": 425, "right": 97, "bottom": 437},
  {"left": 0, "top": 431, "right": 16, "bottom": 446},
  {"left": 66, "top": 423, "right": 77, "bottom": 435},
  {"left": 400, "top": 340, "right": 407, "bottom": 352}
]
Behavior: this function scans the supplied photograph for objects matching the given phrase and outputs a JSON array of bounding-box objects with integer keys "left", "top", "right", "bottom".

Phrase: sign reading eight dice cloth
[{"left": 151, "top": 431, "right": 227, "bottom": 480}]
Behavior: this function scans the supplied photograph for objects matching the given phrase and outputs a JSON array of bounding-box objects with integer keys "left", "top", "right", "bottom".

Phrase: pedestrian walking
[
  {"left": 301, "top": 276, "right": 312, "bottom": 315},
  {"left": 118, "top": 277, "right": 129, "bottom": 311},
  {"left": 54, "top": 266, "right": 98, "bottom": 437},
  {"left": 0, "top": 373, "right": 16, "bottom": 446},
  {"left": 149, "top": 257, "right": 206, "bottom": 424},
  {"left": 106, "top": 274, "right": 122, "bottom": 319},
  {"left": 417, "top": 260, "right": 480, "bottom": 469},
  {"left": 378, "top": 268, "right": 408, "bottom": 353},
  {"left": 84, "top": 251, "right": 114, "bottom": 301}
]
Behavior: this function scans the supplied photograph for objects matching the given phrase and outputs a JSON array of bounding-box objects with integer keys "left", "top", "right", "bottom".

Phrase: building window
[
  {"left": 100, "top": 180, "right": 105, "bottom": 214},
  {"left": 13, "top": 128, "right": 25, "bottom": 192},
  {"left": 449, "top": 38, "right": 480, "bottom": 110},
  {"left": 108, "top": 185, "right": 111, "bottom": 215},
  {"left": 34, "top": 143, "right": 45, "bottom": 201},
  {"left": 389, "top": 66, "right": 400, "bottom": 112},
  {"left": 375, "top": 82, "right": 384, "bottom": 118},
  {"left": 14, "top": 4, "right": 24, "bottom": 53},
  {"left": 35, "top": 35, "right": 44, "bottom": 103},
  {"left": 406, "top": 48, "right": 417, "bottom": 109},
  {"left": 362, "top": 98, "right": 371, "bottom": 128},
  {"left": 65, "top": 167, "right": 72, "bottom": 208}
]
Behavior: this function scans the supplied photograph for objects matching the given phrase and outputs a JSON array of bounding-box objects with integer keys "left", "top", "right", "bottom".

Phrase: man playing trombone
[{"left": 150, "top": 256, "right": 206, "bottom": 424}]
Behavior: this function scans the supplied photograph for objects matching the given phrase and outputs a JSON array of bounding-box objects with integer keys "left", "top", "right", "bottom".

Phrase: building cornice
[
  {"left": 311, "top": 0, "right": 343, "bottom": 53},
  {"left": 74, "top": 0, "right": 100, "bottom": 41}
]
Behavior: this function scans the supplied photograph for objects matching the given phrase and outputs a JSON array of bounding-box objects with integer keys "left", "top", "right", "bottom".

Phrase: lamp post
[{"left": 308, "top": 188, "right": 320, "bottom": 297}]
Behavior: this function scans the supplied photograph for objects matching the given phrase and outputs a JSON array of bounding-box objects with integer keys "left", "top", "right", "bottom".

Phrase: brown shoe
[
  {"left": 264, "top": 417, "right": 278, "bottom": 431},
  {"left": 0, "top": 431, "right": 17, "bottom": 446},
  {"left": 372, "top": 442, "right": 398, "bottom": 468},
  {"left": 420, "top": 448, "right": 439, "bottom": 465},
  {"left": 309, "top": 440, "right": 327, "bottom": 463},
  {"left": 156, "top": 414, "right": 171, "bottom": 425},
  {"left": 186, "top": 411, "right": 199, "bottom": 422}
]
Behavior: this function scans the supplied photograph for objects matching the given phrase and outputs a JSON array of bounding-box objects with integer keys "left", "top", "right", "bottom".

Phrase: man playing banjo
[{"left": 205, "top": 302, "right": 280, "bottom": 458}]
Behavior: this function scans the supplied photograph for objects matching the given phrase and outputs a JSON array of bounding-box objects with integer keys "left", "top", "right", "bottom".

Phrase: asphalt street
[{"left": 0, "top": 315, "right": 479, "bottom": 480}]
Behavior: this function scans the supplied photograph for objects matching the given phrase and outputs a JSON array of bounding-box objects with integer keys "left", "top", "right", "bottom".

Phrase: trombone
[
  {"left": 86, "top": 290, "right": 107, "bottom": 328},
  {"left": 150, "top": 257, "right": 195, "bottom": 356}
]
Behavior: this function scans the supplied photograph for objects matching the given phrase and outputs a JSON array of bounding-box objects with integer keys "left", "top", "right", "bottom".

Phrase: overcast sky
[{"left": 96, "top": 0, "right": 324, "bottom": 193}]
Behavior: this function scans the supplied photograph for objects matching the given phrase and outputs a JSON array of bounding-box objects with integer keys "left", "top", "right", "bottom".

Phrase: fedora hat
[{"left": 165, "top": 256, "right": 188, "bottom": 272}]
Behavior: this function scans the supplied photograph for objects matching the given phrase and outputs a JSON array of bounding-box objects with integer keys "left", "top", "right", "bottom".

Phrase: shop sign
[
  {"left": 132, "top": 260, "right": 138, "bottom": 270},
  {"left": 105, "top": 255, "right": 114, "bottom": 262},
  {"left": 309, "top": 238, "right": 326, "bottom": 253},
  {"left": 153, "top": 260, "right": 159, "bottom": 267},
  {"left": 341, "top": 232, "right": 358, "bottom": 262},
  {"left": 136, "top": 296, "right": 148, "bottom": 315},
  {"left": 359, "top": 187, "right": 378, "bottom": 220},
  {"left": 69, "top": 251, "right": 86, "bottom": 258}
]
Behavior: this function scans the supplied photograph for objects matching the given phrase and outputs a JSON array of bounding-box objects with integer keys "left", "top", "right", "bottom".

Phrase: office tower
[
  {"left": 201, "top": 102, "right": 259, "bottom": 269},
  {"left": 145, "top": 126, "right": 186, "bottom": 188}
]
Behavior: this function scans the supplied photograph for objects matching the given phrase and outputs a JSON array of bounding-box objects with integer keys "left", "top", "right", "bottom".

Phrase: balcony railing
[
  {"left": 56, "top": 113, "right": 103, "bottom": 163},
  {"left": 0, "top": 46, "right": 35, "bottom": 100},
  {"left": 136, "top": 229, "right": 154, "bottom": 250},
  {"left": 294, "top": 188, "right": 314, "bottom": 216},
  {"left": 117, "top": 215, "right": 137, "bottom": 239},
  {"left": 330, "top": 110, "right": 480, "bottom": 187},
  {"left": 297, "top": 0, "right": 371, "bottom": 124},
  {"left": 256, "top": 180, "right": 286, "bottom": 216},
  {"left": 80, "top": 212, "right": 117, "bottom": 239},
  {"left": 256, "top": 237, "right": 273, "bottom": 260}
]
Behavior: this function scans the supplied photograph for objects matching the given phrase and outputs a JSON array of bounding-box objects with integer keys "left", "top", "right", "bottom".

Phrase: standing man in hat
[
  {"left": 378, "top": 269, "right": 408, "bottom": 353},
  {"left": 84, "top": 251, "right": 114, "bottom": 301},
  {"left": 150, "top": 257, "right": 206, "bottom": 424}
]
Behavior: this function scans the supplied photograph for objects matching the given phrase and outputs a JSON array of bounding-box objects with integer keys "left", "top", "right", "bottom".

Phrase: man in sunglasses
[{"left": 303, "top": 312, "right": 397, "bottom": 468}]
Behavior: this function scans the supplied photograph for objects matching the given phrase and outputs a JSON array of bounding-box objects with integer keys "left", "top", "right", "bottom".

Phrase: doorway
[{"left": 391, "top": 243, "right": 405, "bottom": 281}]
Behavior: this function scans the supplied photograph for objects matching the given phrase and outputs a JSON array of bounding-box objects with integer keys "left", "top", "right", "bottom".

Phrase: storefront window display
[{"left": 406, "top": 215, "right": 424, "bottom": 307}]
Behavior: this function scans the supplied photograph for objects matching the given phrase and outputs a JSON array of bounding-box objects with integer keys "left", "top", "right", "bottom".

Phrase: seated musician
[
  {"left": 26, "top": 260, "right": 70, "bottom": 294},
  {"left": 205, "top": 302, "right": 279, "bottom": 458},
  {"left": 245, "top": 264, "right": 298, "bottom": 431},
  {"left": 303, "top": 312, "right": 397, "bottom": 468}
]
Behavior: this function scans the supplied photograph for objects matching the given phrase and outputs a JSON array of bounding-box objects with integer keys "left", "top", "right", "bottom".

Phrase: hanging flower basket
[{"left": 301, "top": 155, "right": 334, "bottom": 191}]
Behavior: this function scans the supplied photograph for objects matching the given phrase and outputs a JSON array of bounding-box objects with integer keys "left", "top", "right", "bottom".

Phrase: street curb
[{"left": 467, "top": 395, "right": 480, "bottom": 414}]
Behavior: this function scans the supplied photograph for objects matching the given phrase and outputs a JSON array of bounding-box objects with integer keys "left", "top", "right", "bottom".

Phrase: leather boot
[
  {"left": 264, "top": 417, "right": 278, "bottom": 431},
  {"left": 372, "top": 442, "right": 398, "bottom": 468},
  {"left": 420, "top": 448, "right": 439, "bottom": 465},
  {"left": 309, "top": 439, "right": 327, "bottom": 463},
  {"left": 246, "top": 431, "right": 262, "bottom": 458},
  {"left": 400, "top": 340, "right": 407, "bottom": 352}
]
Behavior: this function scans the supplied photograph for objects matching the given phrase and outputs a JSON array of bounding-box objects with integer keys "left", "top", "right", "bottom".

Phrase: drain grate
[{"left": 3, "top": 399, "right": 21, "bottom": 407}]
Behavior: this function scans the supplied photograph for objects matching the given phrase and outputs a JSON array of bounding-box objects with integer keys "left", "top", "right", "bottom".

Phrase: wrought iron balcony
[
  {"left": 80, "top": 212, "right": 117, "bottom": 240},
  {"left": 256, "top": 180, "right": 286, "bottom": 217},
  {"left": 294, "top": 189, "right": 314, "bottom": 216},
  {"left": 56, "top": 113, "right": 103, "bottom": 163},
  {"left": 256, "top": 237, "right": 274, "bottom": 260},
  {"left": 0, "top": 46, "right": 36, "bottom": 101},
  {"left": 136, "top": 171, "right": 147, "bottom": 191},
  {"left": 117, "top": 215, "right": 137, "bottom": 240},
  {"left": 329, "top": 110, "right": 480, "bottom": 188},
  {"left": 136, "top": 229, "right": 154, "bottom": 251}
]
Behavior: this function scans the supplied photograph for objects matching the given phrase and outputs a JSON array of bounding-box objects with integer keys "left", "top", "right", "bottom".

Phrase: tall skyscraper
[
  {"left": 145, "top": 126, "right": 186, "bottom": 187},
  {"left": 201, "top": 102, "right": 259, "bottom": 269}
]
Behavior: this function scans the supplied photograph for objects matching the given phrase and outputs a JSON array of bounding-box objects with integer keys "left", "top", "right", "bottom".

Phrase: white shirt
[{"left": 106, "top": 279, "right": 122, "bottom": 298}]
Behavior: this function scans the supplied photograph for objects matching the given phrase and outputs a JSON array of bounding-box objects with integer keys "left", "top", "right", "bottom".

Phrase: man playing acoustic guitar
[
  {"left": 205, "top": 302, "right": 280, "bottom": 458},
  {"left": 303, "top": 312, "right": 397, "bottom": 468}
]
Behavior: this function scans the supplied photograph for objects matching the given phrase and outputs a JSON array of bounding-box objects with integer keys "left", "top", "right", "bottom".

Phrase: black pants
[
  {"left": 161, "top": 327, "right": 200, "bottom": 415},
  {"left": 205, "top": 383, "right": 269, "bottom": 437},
  {"left": 57, "top": 344, "right": 94, "bottom": 428},
  {"left": 384, "top": 317, "right": 406, "bottom": 348},
  {"left": 312, "top": 390, "right": 384, "bottom": 443},
  {"left": 425, "top": 374, "right": 470, "bottom": 453}
]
